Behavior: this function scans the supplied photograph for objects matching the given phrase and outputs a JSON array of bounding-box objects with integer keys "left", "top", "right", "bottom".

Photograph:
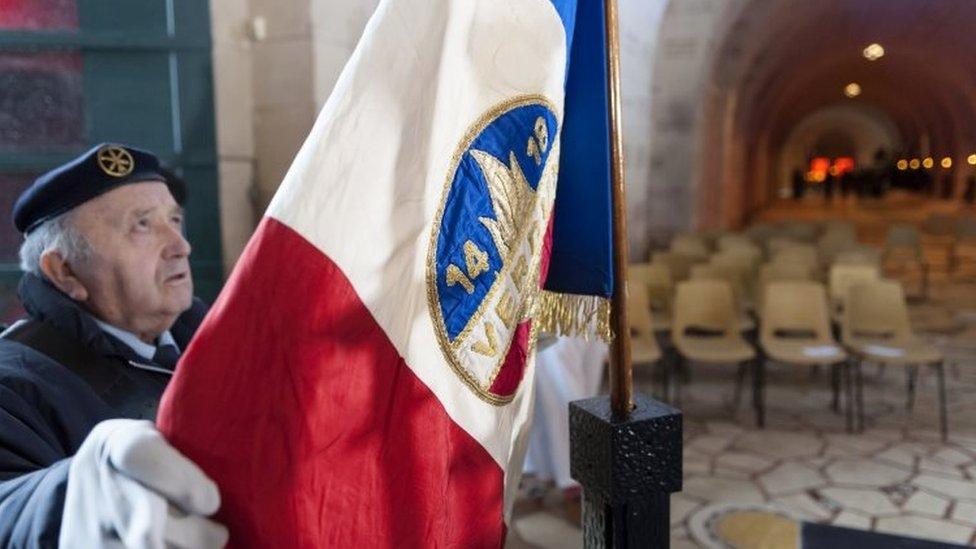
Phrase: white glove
[{"left": 59, "top": 419, "right": 228, "bottom": 549}]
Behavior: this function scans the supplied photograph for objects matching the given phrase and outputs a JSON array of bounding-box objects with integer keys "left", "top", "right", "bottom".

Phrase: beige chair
[
  {"left": 718, "top": 234, "right": 757, "bottom": 253},
  {"left": 923, "top": 213, "right": 955, "bottom": 237},
  {"left": 756, "top": 262, "right": 812, "bottom": 316},
  {"left": 828, "top": 263, "right": 880, "bottom": 321},
  {"left": 885, "top": 223, "right": 923, "bottom": 256},
  {"left": 834, "top": 245, "right": 882, "bottom": 267},
  {"left": 672, "top": 280, "right": 758, "bottom": 422},
  {"left": 699, "top": 228, "right": 731, "bottom": 249},
  {"left": 760, "top": 281, "right": 849, "bottom": 427},
  {"left": 884, "top": 224, "right": 928, "bottom": 298},
  {"left": 712, "top": 252, "right": 760, "bottom": 311},
  {"left": 957, "top": 217, "right": 976, "bottom": 238},
  {"left": 650, "top": 251, "right": 699, "bottom": 282},
  {"left": 841, "top": 279, "right": 947, "bottom": 439},
  {"left": 691, "top": 264, "right": 755, "bottom": 331},
  {"left": 782, "top": 221, "right": 819, "bottom": 242},
  {"left": 952, "top": 218, "right": 976, "bottom": 277},
  {"left": 772, "top": 245, "right": 820, "bottom": 277},
  {"left": 626, "top": 277, "right": 662, "bottom": 367},
  {"left": 745, "top": 223, "right": 777, "bottom": 244},
  {"left": 818, "top": 230, "right": 858, "bottom": 266},
  {"left": 671, "top": 234, "right": 710, "bottom": 261},
  {"left": 822, "top": 220, "right": 857, "bottom": 241},
  {"left": 630, "top": 262, "right": 673, "bottom": 332},
  {"left": 766, "top": 237, "right": 802, "bottom": 257}
]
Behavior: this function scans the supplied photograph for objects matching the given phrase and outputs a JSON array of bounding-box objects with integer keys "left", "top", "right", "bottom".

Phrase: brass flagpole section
[{"left": 604, "top": 0, "right": 633, "bottom": 419}]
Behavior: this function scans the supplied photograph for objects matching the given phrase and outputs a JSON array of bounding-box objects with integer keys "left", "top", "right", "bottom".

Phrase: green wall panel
[{"left": 0, "top": 0, "right": 223, "bottom": 303}]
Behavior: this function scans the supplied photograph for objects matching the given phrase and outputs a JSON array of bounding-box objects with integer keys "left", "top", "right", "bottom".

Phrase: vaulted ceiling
[{"left": 716, "top": 0, "right": 976, "bottom": 164}]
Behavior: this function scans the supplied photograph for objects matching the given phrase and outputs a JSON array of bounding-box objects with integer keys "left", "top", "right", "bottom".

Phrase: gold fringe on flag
[{"left": 534, "top": 290, "right": 613, "bottom": 342}]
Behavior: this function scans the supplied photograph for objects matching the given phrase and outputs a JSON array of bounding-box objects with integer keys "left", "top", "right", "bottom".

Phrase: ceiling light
[
  {"left": 941, "top": 157, "right": 953, "bottom": 169},
  {"left": 863, "top": 43, "right": 885, "bottom": 61},
  {"left": 923, "top": 157, "right": 934, "bottom": 169},
  {"left": 910, "top": 159, "right": 921, "bottom": 169},
  {"left": 969, "top": 154, "right": 976, "bottom": 166},
  {"left": 896, "top": 159, "right": 908, "bottom": 170},
  {"left": 844, "top": 83, "right": 862, "bottom": 98}
]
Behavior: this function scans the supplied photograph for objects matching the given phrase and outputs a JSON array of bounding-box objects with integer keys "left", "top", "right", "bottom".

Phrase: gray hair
[{"left": 19, "top": 212, "right": 93, "bottom": 276}]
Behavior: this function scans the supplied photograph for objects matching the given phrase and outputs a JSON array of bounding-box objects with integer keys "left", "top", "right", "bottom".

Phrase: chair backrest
[
  {"left": 671, "top": 234, "right": 710, "bottom": 259},
  {"left": 672, "top": 279, "right": 739, "bottom": 341},
  {"left": 713, "top": 246, "right": 762, "bottom": 268},
  {"left": 626, "top": 274, "right": 657, "bottom": 348},
  {"left": 630, "top": 262, "right": 673, "bottom": 314},
  {"left": 923, "top": 213, "right": 955, "bottom": 236},
  {"left": 767, "top": 237, "right": 803, "bottom": 257},
  {"left": 761, "top": 281, "right": 834, "bottom": 345},
  {"left": 829, "top": 263, "right": 880, "bottom": 314},
  {"left": 886, "top": 223, "right": 921, "bottom": 251},
  {"left": 834, "top": 245, "right": 882, "bottom": 268},
  {"left": 760, "top": 262, "right": 812, "bottom": 283},
  {"left": 718, "top": 234, "right": 756, "bottom": 252},
  {"left": 745, "top": 223, "right": 776, "bottom": 244},
  {"left": 651, "top": 252, "right": 697, "bottom": 281},
  {"left": 818, "top": 230, "right": 858, "bottom": 263},
  {"left": 957, "top": 217, "right": 976, "bottom": 239},
  {"left": 757, "top": 262, "right": 812, "bottom": 314},
  {"left": 772, "top": 245, "right": 819, "bottom": 269},
  {"left": 691, "top": 263, "right": 744, "bottom": 302},
  {"left": 712, "top": 252, "right": 759, "bottom": 302},
  {"left": 822, "top": 220, "right": 856, "bottom": 240},
  {"left": 842, "top": 279, "right": 913, "bottom": 342},
  {"left": 782, "top": 221, "right": 819, "bottom": 242}
]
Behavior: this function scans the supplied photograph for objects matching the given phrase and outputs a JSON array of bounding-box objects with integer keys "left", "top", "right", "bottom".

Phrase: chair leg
[
  {"left": 665, "top": 347, "right": 678, "bottom": 404},
  {"left": 831, "top": 363, "right": 841, "bottom": 413},
  {"left": 855, "top": 359, "right": 865, "bottom": 432},
  {"left": 844, "top": 358, "right": 855, "bottom": 433},
  {"left": 673, "top": 353, "right": 684, "bottom": 408},
  {"left": 733, "top": 361, "right": 748, "bottom": 410},
  {"left": 752, "top": 357, "right": 766, "bottom": 429},
  {"left": 936, "top": 361, "right": 948, "bottom": 442},
  {"left": 906, "top": 365, "right": 918, "bottom": 411}
]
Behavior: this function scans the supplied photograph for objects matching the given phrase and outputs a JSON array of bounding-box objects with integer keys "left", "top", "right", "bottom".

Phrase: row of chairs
[{"left": 627, "top": 272, "right": 948, "bottom": 439}]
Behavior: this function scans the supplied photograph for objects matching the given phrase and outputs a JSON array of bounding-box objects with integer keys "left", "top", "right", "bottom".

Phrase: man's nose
[{"left": 163, "top": 223, "right": 192, "bottom": 259}]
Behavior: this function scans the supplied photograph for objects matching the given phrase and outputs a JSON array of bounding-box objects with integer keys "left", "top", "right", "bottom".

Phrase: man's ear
[{"left": 39, "top": 250, "right": 89, "bottom": 302}]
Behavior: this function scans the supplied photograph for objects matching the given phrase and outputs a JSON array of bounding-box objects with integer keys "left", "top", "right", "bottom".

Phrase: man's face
[{"left": 70, "top": 182, "right": 193, "bottom": 339}]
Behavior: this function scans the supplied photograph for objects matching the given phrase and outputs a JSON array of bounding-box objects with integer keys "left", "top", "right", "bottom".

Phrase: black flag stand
[{"left": 568, "top": 0, "right": 683, "bottom": 546}]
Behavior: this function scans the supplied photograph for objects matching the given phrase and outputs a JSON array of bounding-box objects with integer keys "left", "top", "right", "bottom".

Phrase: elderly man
[{"left": 0, "top": 144, "right": 227, "bottom": 548}]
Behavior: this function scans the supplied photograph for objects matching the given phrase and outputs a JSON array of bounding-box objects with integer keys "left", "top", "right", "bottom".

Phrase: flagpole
[{"left": 604, "top": 0, "right": 632, "bottom": 419}]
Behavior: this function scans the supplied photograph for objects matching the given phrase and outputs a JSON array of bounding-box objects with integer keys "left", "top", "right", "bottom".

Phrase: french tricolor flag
[{"left": 157, "top": 0, "right": 614, "bottom": 546}]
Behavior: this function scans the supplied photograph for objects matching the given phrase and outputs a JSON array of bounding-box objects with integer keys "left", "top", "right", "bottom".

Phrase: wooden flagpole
[{"left": 605, "top": 0, "right": 633, "bottom": 419}]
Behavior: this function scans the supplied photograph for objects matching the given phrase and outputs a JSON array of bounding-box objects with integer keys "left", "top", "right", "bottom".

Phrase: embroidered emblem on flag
[{"left": 427, "top": 95, "right": 560, "bottom": 405}]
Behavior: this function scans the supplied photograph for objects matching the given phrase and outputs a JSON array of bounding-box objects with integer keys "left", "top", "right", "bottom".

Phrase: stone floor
[{"left": 508, "top": 329, "right": 976, "bottom": 548}]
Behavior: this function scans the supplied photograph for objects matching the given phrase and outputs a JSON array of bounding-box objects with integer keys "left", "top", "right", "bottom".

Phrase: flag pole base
[{"left": 570, "top": 393, "right": 682, "bottom": 548}]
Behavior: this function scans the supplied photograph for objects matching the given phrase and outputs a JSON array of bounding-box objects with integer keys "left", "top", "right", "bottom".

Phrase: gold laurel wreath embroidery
[{"left": 425, "top": 95, "right": 561, "bottom": 406}]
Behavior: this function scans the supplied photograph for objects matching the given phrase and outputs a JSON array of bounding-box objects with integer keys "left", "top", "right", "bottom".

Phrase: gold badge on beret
[{"left": 96, "top": 145, "right": 135, "bottom": 178}]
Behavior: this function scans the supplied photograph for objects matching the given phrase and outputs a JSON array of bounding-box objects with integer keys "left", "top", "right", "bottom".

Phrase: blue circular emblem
[{"left": 427, "top": 95, "right": 560, "bottom": 405}]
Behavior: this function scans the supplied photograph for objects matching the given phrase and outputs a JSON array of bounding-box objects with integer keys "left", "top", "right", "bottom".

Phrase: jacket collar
[{"left": 18, "top": 273, "right": 205, "bottom": 364}]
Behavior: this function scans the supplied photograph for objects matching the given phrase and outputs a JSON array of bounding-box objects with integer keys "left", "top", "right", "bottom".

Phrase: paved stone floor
[{"left": 508, "top": 329, "right": 976, "bottom": 548}]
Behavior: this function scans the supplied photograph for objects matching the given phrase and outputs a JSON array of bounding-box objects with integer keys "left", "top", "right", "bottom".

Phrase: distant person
[
  {"left": 941, "top": 174, "right": 955, "bottom": 200},
  {"left": 792, "top": 168, "right": 806, "bottom": 200},
  {"left": 824, "top": 172, "right": 836, "bottom": 200},
  {"left": 840, "top": 171, "right": 853, "bottom": 197},
  {"left": 964, "top": 175, "right": 976, "bottom": 205}
]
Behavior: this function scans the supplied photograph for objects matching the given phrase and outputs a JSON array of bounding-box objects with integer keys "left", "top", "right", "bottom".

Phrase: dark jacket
[{"left": 0, "top": 273, "right": 207, "bottom": 547}]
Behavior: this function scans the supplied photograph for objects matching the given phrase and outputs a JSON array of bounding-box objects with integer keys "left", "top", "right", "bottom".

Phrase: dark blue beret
[{"left": 13, "top": 143, "right": 187, "bottom": 234}]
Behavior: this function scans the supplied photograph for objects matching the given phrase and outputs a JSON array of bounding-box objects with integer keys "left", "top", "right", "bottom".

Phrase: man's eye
[
  {"left": 135, "top": 218, "right": 151, "bottom": 231},
  {"left": 171, "top": 215, "right": 184, "bottom": 226}
]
